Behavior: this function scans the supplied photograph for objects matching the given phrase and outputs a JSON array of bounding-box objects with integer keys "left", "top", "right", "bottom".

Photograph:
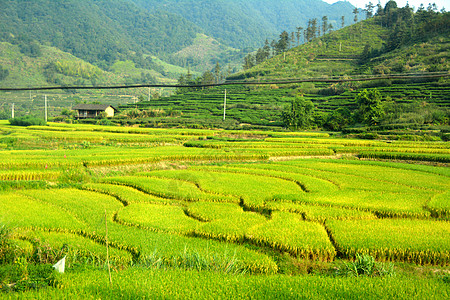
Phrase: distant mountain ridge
[
  {"left": 130, "top": 0, "right": 357, "bottom": 48},
  {"left": 0, "top": 0, "right": 201, "bottom": 67},
  {"left": 0, "top": 0, "right": 359, "bottom": 84}
]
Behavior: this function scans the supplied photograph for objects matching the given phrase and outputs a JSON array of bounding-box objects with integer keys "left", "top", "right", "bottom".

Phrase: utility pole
[
  {"left": 223, "top": 89, "right": 227, "bottom": 121},
  {"left": 11, "top": 103, "right": 14, "bottom": 119},
  {"left": 44, "top": 95, "right": 48, "bottom": 122},
  {"left": 148, "top": 87, "right": 151, "bottom": 102}
]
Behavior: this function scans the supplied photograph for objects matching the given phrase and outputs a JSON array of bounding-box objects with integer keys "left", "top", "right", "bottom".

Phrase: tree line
[
  {"left": 243, "top": 13, "right": 350, "bottom": 70},
  {"left": 243, "top": 1, "right": 448, "bottom": 70},
  {"left": 282, "top": 87, "right": 448, "bottom": 132},
  {"left": 176, "top": 62, "right": 232, "bottom": 94}
]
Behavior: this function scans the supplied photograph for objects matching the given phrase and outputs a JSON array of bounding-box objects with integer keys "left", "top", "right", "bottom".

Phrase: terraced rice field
[{"left": 0, "top": 121, "right": 449, "bottom": 298}]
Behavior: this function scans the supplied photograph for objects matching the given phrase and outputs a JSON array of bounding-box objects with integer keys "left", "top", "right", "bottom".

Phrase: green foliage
[
  {"left": 8, "top": 117, "right": 46, "bottom": 127},
  {"left": 96, "top": 119, "right": 113, "bottom": 126},
  {"left": 0, "top": 124, "right": 450, "bottom": 297},
  {"left": 0, "top": 0, "right": 199, "bottom": 68},
  {"left": 324, "top": 108, "right": 352, "bottom": 131},
  {"left": 282, "top": 97, "right": 316, "bottom": 130},
  {"left": 0, "top": 223, "right": 60, "bottom": 292},
  {"left": 355, "top": 89, "right": 385, "bottom": 126},
  {"left": 19, "top": 41, "right": 42, "bottom": 58},
  {"left": 336, "top": 254, "right": 395, "bottom": 277},
  {"left": 139, "top": 248, "right": 247, "bottom": 275},
  {"left": 51, "top": 60, "right": 102, "bottom": 79},
  {"left": 275, "top": 31, "right": 290, "bottom": 55},
  {"left": 0, "top": 262, "right": 59, "bottom": 292},
  {"left": 0, "top": 223, "right": 14, "bottom": 264},
  {"left": 328, "top": 219, "right": 450, "bottom": 265},
  {"left": 0, "top": 65, "right": 9, "bottom": 81},
  {"left": 10, "top": 268, "right": 450, "bottom": 298},
  {"left": 131, "top": 0, "right": 356, "bottom": 49}
]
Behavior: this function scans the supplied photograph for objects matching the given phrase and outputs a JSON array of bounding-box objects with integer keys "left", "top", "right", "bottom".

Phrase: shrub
[
  {"left": 357, "top": 132, "right": 379, "bottom": 140},
  {"left": 336, "top": 254, "right": 395, "bottom": 277},
  {"left": 442, "top": 274, "right": 450, "bottom": 284},
  {"left": 0, "top": 262, "right": 59, "bottom": 292},
  {"left": 96, "top": 119, "right": 113, "bottom": 126},
  {"left": 0, "top": 66, "right": 9, "bottom": 81},
  {"left": 0, "top": 223, "right": 14, "bottom": 264},
  {"left": 9, "top": 116, "right": 46, "bottom": 127},
  {"left": 282, "top": 97, "right": 316, "bottom": 130}
]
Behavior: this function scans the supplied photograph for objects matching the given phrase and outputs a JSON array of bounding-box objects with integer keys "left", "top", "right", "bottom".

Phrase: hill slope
[
  {"left": 130, "top": 0, "right": 358, "bottom": 49},
  {"left": 0, "top": 0, "right": 201, "bottom": 67},
  {"left": 119, "top": 9, "right": 449, "bottom": 136}
]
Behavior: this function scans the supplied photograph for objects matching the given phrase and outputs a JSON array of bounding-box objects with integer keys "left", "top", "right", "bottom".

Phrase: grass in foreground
[{"left": 5, "top": 267, "right": 449, "bottom": 299}]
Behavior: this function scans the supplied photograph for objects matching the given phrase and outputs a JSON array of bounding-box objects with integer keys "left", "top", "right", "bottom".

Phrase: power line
[{"left": 0, "top": 73, "right": 448, "bottom": 92}]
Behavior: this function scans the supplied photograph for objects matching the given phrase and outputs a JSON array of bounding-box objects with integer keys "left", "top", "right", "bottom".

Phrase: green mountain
[
  {"left": 0, "top": 0, "right": 201, "bottom": 68},
  {"left": 0, "top": 39, "right": 177, "bottom": 120},
  {"left": 231, "top": 7, "right": 450, "bottom": 80},
  {"left": 0, "top": 0, "right": 248, "bottom": 81},
  {"left": 130, "top": 0, "right": 358, "bottom": 49},
  {"left": 0, "top": 0, "right": 360, "bottom": 82},
  {"left": 0, "top": 38, "right": 198, "bottom": 89},
  {"left": 118, "top": 5, "right": 449, "bottom": 137}
]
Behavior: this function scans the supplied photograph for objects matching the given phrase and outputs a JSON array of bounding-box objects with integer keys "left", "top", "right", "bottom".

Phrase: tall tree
[
  {"left": 214, "top": 62, "right": 221, "bottom": 83},
  {"left": 311, "top": 18, "right": 318, "bottom": 40},
  {"left": 243, "top": 53, "right": 255, "bottom": 70},
  {"left": 176, "top": 74, "right": 190, "bottom": 94},
  {"left": 328, "top": 23, "right": 334, "bottom": 32},
  {"left": 282, "top": 97, "right": 316, "bottom": 130},
  {"left": 270, "top": 40, "right": 277, "bottom": 56},
  {"left": 376, "top": 1, "right": 384, "bottom": 16},
  {"left": 296, "top": 26, "right": 303, "bottom": 45},
  {"left": 353, "top": 8, "right": 359, "bottom": 23},
  {"left": 384, "top": 0, "right": 398, "bottom": 14},
  {"left": 276, "top": 31, "right": 290, "bottom": 54},
  {"left": 201, "top": 71, "right": 215, "bottom": 86},
  {"left": 262, "top": 39, "right": 271, "bottom": 59},
  {"left": 365, "top": 2, "right": 375, "bottom": 19},
  {"left": 356, "top": 89, "right": 385, "bottom": 126},
  {"left": 322, "top": 16, "right": 329, "bottom": 35},
  {"left": 305, "top": 20, "right": 312, "bottom": 42},
  {"left": 291, "top": 31, "right": 295, "bottom": 48},
  {"left": 255, "top": 48, "right": 266, "bottom": 64},
  {"left": 376, "top": 1, "right": 385, "bottom": 26},
  {"left": 341, "top": 16, "right": 345, "bottom": 28}
]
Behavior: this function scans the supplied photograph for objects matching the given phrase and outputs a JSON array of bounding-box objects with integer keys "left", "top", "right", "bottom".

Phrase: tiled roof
[{"left": 72, "top": 104, "right": 117, "bottom": 111}]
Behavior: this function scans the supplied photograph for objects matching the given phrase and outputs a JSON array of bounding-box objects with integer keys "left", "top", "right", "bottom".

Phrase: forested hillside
[
  {"left": 123, "top": 2, "right": 449, "bottom": 138},
  {"left": 131, "top": 0, "right": 357, "bottom": 49},
  {"left": 0, "top": 0, "right": 363, "bottom": 84},
  {"left": 0, "top": 0, "right": 201, "bottom": 69},
  {"left": 234, "top": 3, "right": 449, "bottom": 79}
]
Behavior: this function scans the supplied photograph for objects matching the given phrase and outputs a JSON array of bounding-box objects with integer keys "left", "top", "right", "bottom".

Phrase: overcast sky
[{"left": 323, "top": 0, "right": 448, "bottom": 10}]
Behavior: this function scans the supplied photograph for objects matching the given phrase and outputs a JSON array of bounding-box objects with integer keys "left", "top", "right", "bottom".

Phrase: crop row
[
  {"left": 0, "top": 170, "right": 61, "bottom": 181},
  {"left": 276, "top": 160, "right": 448, "bottom": 192},
  {"left": 1, "top": 189, "right": 279, "bottom": 274},
  {"left": 116, "top": 201, "right": 336, "bottom": 262},
  {"left": 16, "top": 229, "right": 133, "bottom": 266},
  {"left": 427, "top": 191, "right": 450, "bottom": 220},
  {"left": 103, "top": 176, "right": 237, "bottom": 203},
  {"left": 334, "top": 146, "right": 450, "bottom": 155},
  {"left": 82, "top": 183, "right": 175, "bottom": 206},
  {"left": 146, "top": 161, "right": 442, "bottom": 219},
  {"left": 359, "top": 151, "right": 450, "bottom": 163},
  {"left": 84, "top": 154, "right": 270, "bottom": 167},
  {"left": 327, "top": 219, "right": 450, "bottom": 265}
]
